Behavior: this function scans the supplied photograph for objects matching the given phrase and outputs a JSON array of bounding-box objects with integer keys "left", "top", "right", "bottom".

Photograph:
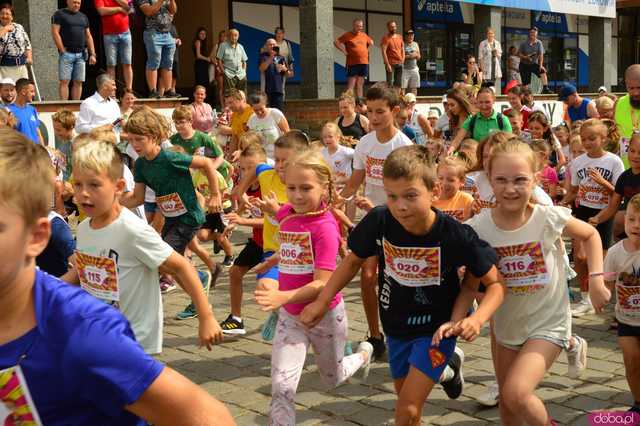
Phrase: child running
[
  {"left": 254, "top": 150, "right": 373, "bottom": 424},
  {"left": 466, "top": 140, "right": 609, "bottom": 425},
  {"left": 302, "top": 145, "right": 504, "bottom": 425},
  {"left": 320, "top": 122, "right": 356, "bottom": 221},
  {"left": 433, "top": 156, "right": 474, "bottom": 221}
]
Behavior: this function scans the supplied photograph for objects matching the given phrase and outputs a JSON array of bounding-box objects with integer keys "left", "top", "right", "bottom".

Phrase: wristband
[{"left": 589, "top": 272, "right": 604, "bottom": 277}]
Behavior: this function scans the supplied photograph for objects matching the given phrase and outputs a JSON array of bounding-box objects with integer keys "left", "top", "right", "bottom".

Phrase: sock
[
  {"left": 232, "top": 315, "right": 242, "bottom": 322},
  {"left": 581, "top": 292, "right": 591, "bottom": 305},
  {"left": 440, "top": 365, "right": 454, "bottom": 382}
]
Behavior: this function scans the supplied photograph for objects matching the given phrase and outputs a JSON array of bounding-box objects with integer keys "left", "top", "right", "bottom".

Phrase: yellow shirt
[
  {"left": 433, "top": 190, "right": 474, "bottom": 222},
  {"left": 256, "top": 164, "right": 287, "bottom": 252},
  {"left": 231, "top": 105, "right": 253, "bottom": 140},
  {"left": 192, "top": 169, "right": 233, "bottom": 212}
]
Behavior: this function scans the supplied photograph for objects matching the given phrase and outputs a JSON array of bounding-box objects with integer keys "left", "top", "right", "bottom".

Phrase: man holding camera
[{"left": 259, "top": 38, "right": 287, "bottom": 111}]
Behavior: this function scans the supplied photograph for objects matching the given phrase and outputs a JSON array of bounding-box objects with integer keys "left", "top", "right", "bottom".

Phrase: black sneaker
[
  {"left": 541, "top": 86, "right": 554, "bottom": 94},
  {"left": 148, "top": 89, "right": 160, "bottom": 99},
  {"left": 213, "top": 240, "right": 222, "bottom": 254},
  {"left": 220, "top": 314, "right": 246, "bottom": 335},
  {"left": 366, "top": 334, "right": 386, "bottom": 361},
  {"left": 164, "top": 90, "right": 181, "bottom": 98},
  {"left": 222, "top": 255, "right": 235, "bottom": 268},
  {"left": 442, "top": 346, "right": 464, "bottom": 399}
]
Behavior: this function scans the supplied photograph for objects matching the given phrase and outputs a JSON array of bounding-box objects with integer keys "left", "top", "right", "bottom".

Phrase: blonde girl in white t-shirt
[
  {"left": 320, "top": 122, "right": 355, "bottom": 221},
  {"left": 466, "top": 140, "right": 610, "bottom": 426}
]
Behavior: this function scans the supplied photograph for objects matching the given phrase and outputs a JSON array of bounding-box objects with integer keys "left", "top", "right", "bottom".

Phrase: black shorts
[
  {"left": 161, "top": 218, "right": 200, "bottom": 255},
  {"left": 347, "top": 64, "right": 368, "bottom": 78},
  {"left": 618, "top": 321, "right": 640, "bottom": 337},
  {"left": 519, "top": 62, "right": 545, "bottom": 86},
  {"left": 234, "top": 238, "right": 263, "bottom": 268},
  {"left": 201, "top": 207, "right": 233, "bottom": 233},
  {"left": 574, "top": 205, "right": 614, "bottom": 249}
]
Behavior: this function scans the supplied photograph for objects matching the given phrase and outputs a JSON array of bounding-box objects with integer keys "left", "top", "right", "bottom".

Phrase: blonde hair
[
  {"left": 172, "top": 105, "right": 193, "bottom": 121},
  {"left": 240, "top": 142, "right": 267, "bottom": 162},
  {"left": 438, "top": 156, "right": 467, "bottom": 180},
  {"left": 89, "top": 127, "right": 118, "bottom": 145},
  {"left": 529, "top": 139, "right": 551, "bottom": 155},
  {"left": 51, "top": 108, "right": 76, "bottom": 129},
  {"left": 580, "top": 118, "right": 608, "bottom": 140},
  {"left": 488, "top": 140, "right": 539, "bottom": 178},
  {"left": 238, "top": 131, "right": 263, "bottom": 151},
  {"left": 123, "top": 105, "right": 171, "bottom": 142},
  {"left": 595, "top": 95, "right": 614, "bottom": 111},
  {"left": 338, "top": 90, "right": 356, "bottom": 105},
  {"left": 569, "top": 135, "right": 583, "bottom": 151},
  {"left": 0, "top": 108, "right": 16, "bottom": 128},
  {"left": 73, "top": 139, "right": 123, "bottom": 182},
  {"left": 473, "top": 131, "right": 514, "bottom": 172},
  {"left": 0, "top": 129, "right": 55, "bottom": 225},
  {"left": 628, "top": 193, "right": 640, "bottom": 214},
  {"left": 383, "top": 145, "right": 437, "bottom": 190},
  {"left": 601, "top": 118, "right": 620, "bottom": 154},
  {"left": 322, "top": 121, "right": 343, "bottom": 138}
]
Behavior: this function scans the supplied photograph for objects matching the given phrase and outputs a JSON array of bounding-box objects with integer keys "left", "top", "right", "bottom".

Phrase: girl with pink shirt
[{"left": 254, "top": 150, "right": 372, "bottom": 425}]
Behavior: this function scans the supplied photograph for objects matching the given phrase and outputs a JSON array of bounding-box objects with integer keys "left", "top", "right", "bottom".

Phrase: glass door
[
  {"left": 450, "top": 27, "right": 474, "bottom": 82},
  {"left": 414, "top": 23, "right": 448, "bottom": 88}
]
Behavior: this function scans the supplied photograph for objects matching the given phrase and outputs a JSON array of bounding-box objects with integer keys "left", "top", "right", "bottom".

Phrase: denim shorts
[
  {"left": 143, "top": 30, "right": 175, "bottom": 70},
  {"left": 58, "top": 51, "right": 86, "bottom": 82},
  {"left": 104, "top": 30, "right": 132, "bottom": 66}
]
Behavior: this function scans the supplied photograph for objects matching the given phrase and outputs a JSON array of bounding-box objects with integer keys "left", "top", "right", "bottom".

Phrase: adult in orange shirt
[
  {"left": 334, "top": 19, "right": 373, "bottom": 98},
  {"left": 380, "top": 21, "right": 404, "bottom": 89}
]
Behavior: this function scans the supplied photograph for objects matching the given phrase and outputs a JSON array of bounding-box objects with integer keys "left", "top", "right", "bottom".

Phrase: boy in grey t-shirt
[
  {"left": 402, "top": 30, "right": 420, "bottom": 94},
  {"left": 518, "top": 27, "right": 552, "bottom": 94}
]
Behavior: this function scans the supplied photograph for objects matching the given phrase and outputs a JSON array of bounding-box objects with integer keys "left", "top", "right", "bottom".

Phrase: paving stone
[{"left": 431, "top": 412, "right": 487, "bottom": 425}]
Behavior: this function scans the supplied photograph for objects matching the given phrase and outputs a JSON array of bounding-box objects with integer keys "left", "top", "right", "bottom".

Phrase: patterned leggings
[{"left": 269, "top": 300, "right": 365, "bottom": 425}]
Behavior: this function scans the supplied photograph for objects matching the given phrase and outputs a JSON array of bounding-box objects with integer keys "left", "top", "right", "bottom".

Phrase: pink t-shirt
[
  {"left": 276, "top": 204, "right": 342, "bottom": 315},
  {"left": 539, "top": 164, "right": 559, "bottom": 196},
  {"left": 191, "top": 102, "right": 214, "bottom": 133}
]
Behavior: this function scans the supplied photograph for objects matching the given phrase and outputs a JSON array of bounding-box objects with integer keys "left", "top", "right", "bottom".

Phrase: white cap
[
  {"left": 598, "top": 85, "right": 607, "bottom": 93},
  {"left": 442, "top": 94, "right": 448, "bottom": 103},
  {"left": 403, "top": 93, "right": 417, "bottom": 103},
  {"left": 0, "top": 77, "right": 15, "bottom": 86},
  {"left": 427, "top": 110, "right": 439, "bottom": 118}
]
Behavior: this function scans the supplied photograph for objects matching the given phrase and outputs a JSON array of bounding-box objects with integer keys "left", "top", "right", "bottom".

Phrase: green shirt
[
  {"left": 134, "top": 150, "right": 204, "bottom": 227},
  {"left": 462, "top": 110, "right": 512, "bottom": 142},
  {"left": 170, "top": 130, "right": 230, "bottom": 179}
]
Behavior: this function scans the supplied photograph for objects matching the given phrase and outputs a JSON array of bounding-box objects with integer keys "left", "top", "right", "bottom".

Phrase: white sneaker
[
  {"left": 567, "top": 334, "right": 588, "bottom": 379},
  {"left": 357, "top": 341, "right": 374, "bottom": 380},
  {"left": 476, "top": 381, "right": 499, "bottom": 407},
  {"left": 571, "top": 301, "right": 595, "bottom": 317}
]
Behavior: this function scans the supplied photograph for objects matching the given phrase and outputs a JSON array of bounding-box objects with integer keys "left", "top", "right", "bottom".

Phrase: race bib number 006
[{"left": 279, "top": 231, "right": 314, "bottom": 275}]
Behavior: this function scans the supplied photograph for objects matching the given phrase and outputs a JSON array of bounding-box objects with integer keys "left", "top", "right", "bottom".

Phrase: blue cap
[{"left": 558, "top": 84, "right": 577, "bottom": 101}]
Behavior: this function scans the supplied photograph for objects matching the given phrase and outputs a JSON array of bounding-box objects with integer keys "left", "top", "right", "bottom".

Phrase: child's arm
[
  {"left": 340, "top": 169, "right": 365, "bottom": 200},
  {"left": 589, "top": 192, "right": 622, "bottom": 226},
  {"left": 563, "top": 217, "right": 611, "bottom": 311},
  {"left": 231, "top": 165, "right": 258, "bottom": 205},
  {"left": 190, "top": 156, "right": 222, "bottom": 213},
  {"left": 225, "top": 212, "right": 263, "bottom": 229},
  {"left": 588, "top": 168, "right": 615, "bottom": 194},
  {"left": 559, "top": 185, "right": 578, "bottom": 206},
  {"left": 120, "top": 182, "right": 146, "bottom": 209},
  {"left": 60, "top": 253, "right": 80, "bottom": 284},
  {"left": 159, "top": 252, "right": 223, "bottom": 349},
  {"left": 255, "top": 269, "right": 332, "bottom": 311}
]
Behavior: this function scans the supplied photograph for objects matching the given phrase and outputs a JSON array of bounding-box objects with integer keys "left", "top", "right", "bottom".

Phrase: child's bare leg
[
  {"left": 394, "top": 367, "right": 436, "bottom": 426},
  {"left": 229, "top": 265, "right": 249, "bottom": 317},
  {"left": 361, "top": 256, "right": 382, "bottom": 339},
  {"left": 619, "top": 336, "right": 640, "bottom": 406},
  {"left": 188, "top": 237, "right": 217, "bottom": 273},
  {"left": 218, "top": 234, "right": 233, "bottom": 256}
]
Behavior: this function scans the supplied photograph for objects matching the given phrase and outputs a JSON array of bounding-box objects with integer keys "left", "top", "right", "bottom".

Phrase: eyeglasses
[{"left": 492, "top": 176, "right": 532, "bottom": 189}]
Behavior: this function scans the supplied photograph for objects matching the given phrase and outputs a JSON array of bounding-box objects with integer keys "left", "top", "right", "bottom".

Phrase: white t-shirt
[
  {"left": 321, "top": 145, "right": 354, "bottom": 183},
  {"left": 76, "top": 208, "right": 173, "bottom": 354},
  {"left": 247, "top": 108, "right": 285, "bottom": 159},
  {"left": 470, "top": 170, "right": 552, "bottom": 212},
  {"left": 353, "top": 130, "right": 413, "bottom": 206},
  {"left": 570, "top": 152, "right": 625, "bottom": 210},
  {"left": 123, "top": 164, "right": 147, "bottom": 221},
  {"left": 467, "top": 204, "right": 572, "bottom": 346},
  {"left": 604, "top": 240, "right": 640, "bottom": 327}
]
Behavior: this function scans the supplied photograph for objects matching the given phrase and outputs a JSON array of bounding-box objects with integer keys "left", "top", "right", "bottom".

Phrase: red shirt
[
  {"left": 504, "top": 105, "right": 532, "bottom": 129},
  {"left": 95, "top": 0, "right": 129, "bottom": 35},
  {"left": 380, "top": 34, "right": 404, "bottom": 65},
  {"left": 247, "top": 186, "right": 263, "bottom": 247}
]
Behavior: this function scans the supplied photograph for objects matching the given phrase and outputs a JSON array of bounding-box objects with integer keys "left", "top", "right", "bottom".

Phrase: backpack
[{"left": 468, "top": 112, "right": 506, "bottom": 138}]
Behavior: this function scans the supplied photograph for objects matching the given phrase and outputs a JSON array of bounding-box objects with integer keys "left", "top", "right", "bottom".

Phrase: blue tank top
[{"left": 568, "top": 98, "right": 591, "bottom": 122}]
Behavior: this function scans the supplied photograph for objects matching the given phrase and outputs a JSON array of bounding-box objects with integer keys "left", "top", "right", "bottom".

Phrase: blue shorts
[
  {"left": 104, "top": 30, "right": 132, "bottom": 66},
  {"left": 144, "top": 202, "right": 158, "bottom": 214},
  {"left": 388, "top": 335, "right": 457, "bottom": 382},
  {"left": 58, "top": 51, "right": 86, "bottom": 82},
  {"left": 143, "top": 30, "right": 176, "bottom": 70},
  {"left": 347, "top": 64, "right": 368, "bottom": 78},
  {"left": 256, "top": 251, "right": 279, "bottom": 281}
]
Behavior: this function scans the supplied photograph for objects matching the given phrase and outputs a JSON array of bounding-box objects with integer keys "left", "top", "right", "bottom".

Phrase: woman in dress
[{"left": 478, "top": 27, "right": 502, "bottom": 88}]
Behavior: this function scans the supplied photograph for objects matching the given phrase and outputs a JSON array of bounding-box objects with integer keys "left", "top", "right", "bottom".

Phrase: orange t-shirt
[
  {"left": 433, "top": 191, "right": 474, "bottom": 222},
  {"left": 381, "top": 34, "right": 404, "bottom": 65},
  {"left": 338, "top": 31, "right": 373, "bottom": 66}
]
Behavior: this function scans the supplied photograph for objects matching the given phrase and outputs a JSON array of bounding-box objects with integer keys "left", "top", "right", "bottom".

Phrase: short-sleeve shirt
[
  {"left": 348, "top": 206, "right": 497, "bottom": 338},
  {"left": 604, "top": 240, "right": 640, "bottom": 327},
  {"left": 36, "top": 212, "right": 75, "bottom": 277},
  {"left": 256, "top": 163, "right": 288, "bottom": 252},
  {"left": 76, "top": 208, "right": 173, "bottom": 354},
  {"left": 337, "top": 31, "right": 373, "bottom": 66},
  {"left": 0, "top": 270, "right": 163, "bottom": 425},
  {"left": 615, "top": 168, "right": 640, "bottom": 208},
  {"left": 260, "top": 52, "right": 286, "bottom": 95},
  {"left": 170, "top": 130, "right": 229, "bottom": 179},
  {"left": 135, "top": 0, "right": 172, "bottom": 32},
  {"left": 216, "top": 42, "right": 248, "bottom": 79},
  {"left": 321, "top": 145, "right": 354, "bottom": 181},
  {"left": 8, "top": 103, "right": 39, "bottom": 144},
  {"left": 404, "top": 41, "right": 419, "bottom": 70},
  {"left": 247, "top": 108, "right": 285, "bottom": 159},
  {"left": 134, "top": 150, "right": 205, "bottom": 226},
  {"left": 276, "top": 205, "right": 342, "bottom": 315},
  {"left": 95, "top": 0, "right": 129, "bottom": 35},
  {"left": 230, "top": 105, "right": 253, "bottom": 140},
  {"left": 462, "top": 111, "right": 512, "bottom": 142},
  {"left": 380, "top": 34, "right": 404, "bottom": 65},
  {"left": 432, "top": 191, "right": 474, "bottom": 222},
  {"left": 519, "top": 39, "right": 544, "bottom": 64},
  {"left": 51, "top": 8, "right": 89, "bottom": 51},
  {"left": 570, "top": 152, "right": 625, "bottom": 210}
]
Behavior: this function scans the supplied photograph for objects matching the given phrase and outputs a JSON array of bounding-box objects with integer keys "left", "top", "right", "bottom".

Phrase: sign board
[{"left": 450, "top": 0, "right": 615, "bottom": 19}]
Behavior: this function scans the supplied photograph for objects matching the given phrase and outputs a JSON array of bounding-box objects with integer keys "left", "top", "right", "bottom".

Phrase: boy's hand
[
  {"left": 300, "top": 300, "right": 329, "bottom": 329},
  {"left": 453, "top": 316, "right": 482, "bottom": 342},
  {"left": 208, "top": 192, "right": 222, "bottom": 213},
  {"left": 225, "top": 212, "right": 245, "bottom": 226},
  {"left": 253, "top": 191, "right": 280, "bottom": 216},
  {"left": 354, "top": 196, "right": 374, "bottom": 212},
  {"left": 432, "top": 321, "right": 455, "bottom": 346},
  {"left": 255, "top": 287, "right": 288, "bottom": 311},
  {"left": 198, "top": 314, "right": 223, "bottom": 350},
  {"left": 589, "top": 276, "right": 611, "bottom": 312}
]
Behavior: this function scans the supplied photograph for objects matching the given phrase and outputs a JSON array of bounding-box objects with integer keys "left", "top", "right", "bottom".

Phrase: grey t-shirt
[
  {"left": 404, "top": 41, "right": 419, "bottom": 70},
  {"left": 519, "top": 39, "right": 544, "bottom": 64},
  {"left": 136, "top": 0, "right": 173, "bottom": 32}
]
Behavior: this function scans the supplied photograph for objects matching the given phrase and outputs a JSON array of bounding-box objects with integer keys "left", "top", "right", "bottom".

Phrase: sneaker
[
  {"left": 222, "top": 255, "right": 235, "bottom": 268},
  {"left": 357, "top": 341, "right": 374, "bottom": 380},
  {"left": 159, "top": 276, "right": 176, "bottom": 294},
  {"left": 261, "top": 311, "right": 279, "bottom": 341},
  {"left": 198, "top": 269, "right": 212, "bottom": 296},
  {"left": 176, "top": 303, "right": 197, "bottom": 320},
  {"left": 567, "top": 334, "right": 588, "bottom": 379},
  {"left": 366, "top": 334, "right": 386, "bottom": 361},
  {"left": 163, "top": 90, "right": 181, "bottom": 98},
  {"left": 442, "top": 346, "right": 464, "bottom": 399},
  {"left": 213, "top": 240, "right": 222, "bottom": 254},
  {"left": 476, "top": 381, "right": 499, "bottom": 407},
  {"left": 541, "top": 86, "right": 554, "bottom": 94},
  {"left": 220, "top": 314, "right": 246, "bottom": 335},
  {"left": 571, "top": 300, "right": 595, "bottom": 317},
  {"left": 148, "top": 89, "right": 160, "bottom": 99}
]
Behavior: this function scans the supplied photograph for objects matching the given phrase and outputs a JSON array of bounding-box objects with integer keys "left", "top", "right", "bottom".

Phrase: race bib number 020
[
  {"left": 383, "top": 239, "right": 440, "bottom": 287},
  {"left": 495, "top": 241, "right": 549, "bottom": 293},
  {"left": 279, "top": 231, "right": 314, "bottom": 275},
  {"left": 75, "top": 251, "right": 120, "bottom": 301}
]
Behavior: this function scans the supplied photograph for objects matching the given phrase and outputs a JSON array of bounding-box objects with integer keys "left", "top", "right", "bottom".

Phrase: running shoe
[
  {"left": 366, "top": 334, "right": 386, "bottom": 361},
  {"left": 476, "top": 381, "right": 499, "bottom": 407},
  {"left": 222, "top": 255, "right": 235, "bottom": 268},
  {"left": 571, "top": 300, "right": 595, "bottom": 317},
  {"left": 159, "top": 276, "right": 176, "bottom": 294},
  {"left": 442, "top": 346, "right": 464, "bottom": 399},
  {"left": 357, "top": 341, "right": 374, "bottom": 380},
  {"left": 175, "top": 303, "right": 197, "bottom": 320},
  {"left": 220, "top": 314, "right": 246, "bottom": 335},
  {"left": 261, "top": 311, "right": 279, "bottom": 341},
  {"left": 198, "top": 270, "right": 212, "bottom": 295},
  {"left": 210, "top": 263, "right": 222, "bottom": 290},
  {"left": 567, "top": 334, "right": 588, "bottom": 379}
]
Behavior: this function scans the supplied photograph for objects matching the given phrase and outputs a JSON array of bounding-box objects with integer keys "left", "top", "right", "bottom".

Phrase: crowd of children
[{"left": 2, "top": 74, "right": 640, "bottom": 426}]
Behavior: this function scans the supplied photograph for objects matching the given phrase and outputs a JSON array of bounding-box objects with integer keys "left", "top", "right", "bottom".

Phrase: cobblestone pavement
[{"left": 157, "top": 230, "right": 632, "bottom": 425}]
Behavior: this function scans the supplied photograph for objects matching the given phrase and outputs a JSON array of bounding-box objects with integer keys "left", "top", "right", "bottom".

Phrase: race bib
[
  {"left": 476, "top": 198, "right": 497, "bottom": 211},
  {"left": 383, "top": 239, "right": 440, "bottom": 287},
  {"left": 0, "top": 366, "right": 43, "bottom": 426},
  {"left": 279, "top": 231, "right": 314, "bottom": 274},
  {"left": 440, "top": 209, "right": 465, "bottom": 222},
  {"left": 156, "top": 192, "right": 188, "bottom": 217},
  {"left": 195, "top": 147, "right": 205, "bottom": 156},
  {"left": 620, "top": 137, "right": 630, "bottom": 156},
  {"left": 495, "top": 242, "right": 549, "bottom": 294},
  {"left": 578, "top": 183, "right": 609, "bottom": 208},
  {"left": 617, "top": 282, "right": 640, "bottom": 317},
  {"left": 75, "top": 251, "right": 119, "bottom": 301},
  {"left": 365, "top": 156, "right": 385, "bottom": 186}
]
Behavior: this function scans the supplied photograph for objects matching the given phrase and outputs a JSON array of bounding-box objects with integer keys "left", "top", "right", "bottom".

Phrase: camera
[{"left": 273, "top": 46, "right": 280, "bottom": 54}]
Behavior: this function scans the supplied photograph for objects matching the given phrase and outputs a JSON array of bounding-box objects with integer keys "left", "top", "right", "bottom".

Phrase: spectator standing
[
  {"left": 95, "top": 0, "right": 133, "bottom": 91},
  {"left": 136, "top": 0, "right": 177, "bottom": 98},
  {"left": 380, "top": 21, "right": 404, "bottom": 89},
  {"left": 335, "top": 19, "right": 373, "bottom": 98},
  {"left": 0, "top": 77, "right": 16, "bottom": 105},
  {"left": 336, "top": 91, "right": 369, "bottom": 141},
  {"left": 274, "top": 27, "right": 294, "bottom": 98},
  {"left": 402, "top": 29, "right": 420, "bottom": 95},
  {"left": 518, "top": 27, "right": 552, "bottom": 94},
  {"left": 75, "top": 74, "right": 120, "bottom": 135},
  {"left": 0, "top": 4, "right": 32, "bottom": 82},
  {"left": 462, "top": 55, "right": 482, "bottom": 95},
  {"left": 51, "top": 0, "right": 97, "bottom": 100},
  {"left": 506, "top": 46, "right": 521, "bottom": 84},
  {"left": 259, "top": 38, "right": 287, "bottom": 111},
  {"left": 213, "top": 30, "right": 226, "bottom": 108},
  {"left": 216, "top": 28, "right": 248, "bottom": 95},
  {"left": 559, "top": 83, "right": 599, "bottom": 124},
  {"left": 167, "top": 21, "right": 181, "bottom": 97},
  {"left": 478, "top": 27, "right": 501, "bottom": 88},
  {"left": 193, "top": 27, "right": 211, "bottom": 88},
  {"left": 191, "top": 85, "right": 214, "bottom": 133},
  {"left": 8, "top": 78, "right": 43, "bottom": 144}
]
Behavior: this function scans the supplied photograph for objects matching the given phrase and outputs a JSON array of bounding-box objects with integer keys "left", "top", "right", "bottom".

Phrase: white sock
[
  {"left": 440, "top": 365, "right": 454, "bottom": 382},
  {"left": 581, "top": 292, "right": 591, "bottom": 305},
  {"left": 232, "top": 315, "right": 242, "bottom": 322}
]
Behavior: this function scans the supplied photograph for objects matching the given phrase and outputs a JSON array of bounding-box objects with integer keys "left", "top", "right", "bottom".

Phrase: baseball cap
[
  {"left": 404, "top": 93, "right": 417, "bottom": 104},
  {"left": 598, "top": 85, "right": 607, "bottom": 93},
  {"left": 558, "top": 83, "right": 577, "bottom": 101},
  {"left": 405, "top": 29, "right": 414, "bottom": 35},
  {"left": 0, "top": 77, "right": 15, "bottom": 86},
  {"left": 427, "top": 110, "right": 439, "bottom": 118}
]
